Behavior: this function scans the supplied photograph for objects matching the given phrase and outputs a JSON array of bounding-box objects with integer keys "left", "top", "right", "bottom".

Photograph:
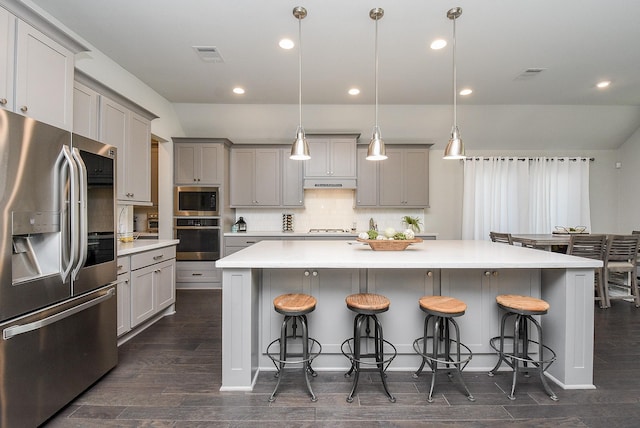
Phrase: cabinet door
[
  {"left": 100, "top": 97, "right": 128, "bottom": 200},
  {"left": 304, "top": 139, "right": 330, "bottom": 177},
  {"left": 0, "top": 8, "right": 15, "bottom": 112},
  {"left": 403, "top": 147, "right": 429, "bottom": 207},
  {"left": 128, "top": 112, "right": 151, "bottom": 203},
  {"left": 73, "top": 81, "right": 100, "bottom": 139},
  {"left": 281, "top": 149, "right": 304, "bottom": 207},
  {"left": 378, "top": 147, "right": 404, "bottom": 206},
  {"left": 254, "top": 149, "right": 280, "bottom": 206},
  {"left": 154, "top": 260, "right": 176, "bottom": 312},
  {"left": 356, "top": 146, "right": 378, "bottom": 206},
  {"left": 174, "top": 144, "right": 197, "bottom": 184},
  {"left": 130, "top": 265, "right": 155, "bottom": 327},
  {"left": 331, "top": 139, "right": 357, "bottom": 178},
  {"left": 198, "top": 144, "right": 223, "bottom": 185},
  {"left": 14, "top": 20, "right": 73, "bottom": 130},
  {"left": 230, "top": 149, "right": 256, "bottom": 206},
  {"left": 116, "top": 272, "right": 131, "bottom": 336}
]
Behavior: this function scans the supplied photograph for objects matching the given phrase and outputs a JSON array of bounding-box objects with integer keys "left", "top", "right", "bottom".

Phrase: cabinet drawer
[
  {"left": 176, "top": 261, "right": 220, "bottom": 283},
  {"left": 225, "top": 236, "right": 262, "bottom": 247},
  {"left": 131, "top": 246, "right": 176, "bottom": 270},
  {"left": 116, "top": 256, "right": 130, "bottom": 274}
]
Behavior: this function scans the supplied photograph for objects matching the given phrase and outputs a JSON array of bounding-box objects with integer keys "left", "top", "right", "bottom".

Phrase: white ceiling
[{"left": 27, "top": 0, "right": 640, "bottom": 107}]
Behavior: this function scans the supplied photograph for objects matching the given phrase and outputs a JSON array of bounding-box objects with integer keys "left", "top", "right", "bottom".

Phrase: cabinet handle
[
  {"left": 0, "top": 98, "right": 7, "bottom": 105},
  {"left": 117, "top": 265, "right": 123, "bottom": 269},
  {"left": 312, "top": 271, "right": 318, "bottom": 277},
  {"left": 492, "top": 271, "right": 499, "bottom": 277},
  {"left": 426, "top": 271, "right": 433, "bottom": 277},
  {"left": 192, "top": 273, "right": 203, "bottom": 276},
  {"left": 153, "top": 255, "right": 164, "bottom": 260},
  {"left": 20, "top": 105, "right": 28, "bottom": 112},
  {"left": 484, "top": 271, "right": 491, "bottom": 276},
  {"left": 154, "top": 269, "right": 161, "bottom": 273},
  {"left": 304, "top": 270, "right": 310, "bottom": 277}
]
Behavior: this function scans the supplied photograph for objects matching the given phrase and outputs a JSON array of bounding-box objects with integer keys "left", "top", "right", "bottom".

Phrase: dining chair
[
  {"left": 567, "top": 234, "right": 608, "bottom": 308},
  {"left": 490, "top": 232, "right": 513, "bottom": 245},
  {"left": 603, "top": 234, "right": 640, "bottom": 308}
]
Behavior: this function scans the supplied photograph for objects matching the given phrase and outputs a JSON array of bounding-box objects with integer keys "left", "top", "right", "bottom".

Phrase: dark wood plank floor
[{"left": 45, "top": 290, "right": 640, "bottom": 427}]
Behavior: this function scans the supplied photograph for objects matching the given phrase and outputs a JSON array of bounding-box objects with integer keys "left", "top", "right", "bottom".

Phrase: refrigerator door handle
[
  {"left": 71, "top": 148, "right": 88, "bottom": 280},
  {"left": 56, "top": 146, "right": 78, "bottom": 283},
  {"left": 2, "top": 288, "right": 115, "bottom": 340}
]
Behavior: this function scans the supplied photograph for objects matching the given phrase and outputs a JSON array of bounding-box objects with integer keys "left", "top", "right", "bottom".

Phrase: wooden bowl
[{"left": 356, "top": 237, "right": 423, "bottom": 251}]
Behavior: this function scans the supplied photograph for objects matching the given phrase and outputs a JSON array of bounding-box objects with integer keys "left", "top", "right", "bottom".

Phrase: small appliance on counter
[{"left": 282, "top": 214, "right": 294, "bottom": 232}]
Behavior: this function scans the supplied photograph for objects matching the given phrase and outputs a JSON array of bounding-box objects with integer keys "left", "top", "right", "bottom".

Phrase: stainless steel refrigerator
[{"left": 0, "top": 109, "right": 118, "bottom": 427}]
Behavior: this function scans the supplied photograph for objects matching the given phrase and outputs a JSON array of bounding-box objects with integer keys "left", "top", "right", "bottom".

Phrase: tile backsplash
[{"left": 235, "top": 189, "right": 426, "bottom": 233}]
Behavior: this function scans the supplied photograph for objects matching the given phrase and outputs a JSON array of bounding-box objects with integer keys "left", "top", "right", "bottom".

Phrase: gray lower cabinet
[
  {"left": 118, "top": 246, "right": 176, "bottom": 334},
  {"left": 176, "top": 261, "right": 221, "bottom": 289}
]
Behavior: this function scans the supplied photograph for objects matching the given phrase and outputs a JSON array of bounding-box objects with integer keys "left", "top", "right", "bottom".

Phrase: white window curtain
[{"left": 462, "top": 157, "right": 591, "bottom": 240}]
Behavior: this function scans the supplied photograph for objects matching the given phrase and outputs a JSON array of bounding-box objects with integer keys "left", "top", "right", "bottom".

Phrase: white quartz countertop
[
  {"left": 224, "top": 231, "right": 439, "bottom": 238},
  {"left": 216, "top": 239, "right": 602, "bottom": 269},
  {"left": 117, "top": 239, "right": 180, "bottom": 256}
]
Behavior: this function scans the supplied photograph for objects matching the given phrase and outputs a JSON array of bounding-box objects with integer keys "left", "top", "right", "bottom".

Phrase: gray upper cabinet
[
  {"left": 73, "top": 80, "right": 99, "bottom": 139},
  {"left": 304, "top": 134, "right": 357, "bottom": 179},
  {"left": 174, "top": 142, "right": 225, "bottom": 185},
  {"left": 230, "top": 147, "right": 281, "bottom": 207},
  {"left": 379, "top": 146, "right": 430, "bottom": 207},
  {"left": 1, "top": 8, "right": 75, "bottom": 130},
  {"left": 356, "top": 144, "right": 431, "bottom": 208},
  {"left": 230, "top": 146, "right": 304, "bottom": 208},
  {"left": 355, "top": 146, "right": 378, "bottom": 206},
  {"left": 281, "top": 149, "right": 304, "bottom": 207}
]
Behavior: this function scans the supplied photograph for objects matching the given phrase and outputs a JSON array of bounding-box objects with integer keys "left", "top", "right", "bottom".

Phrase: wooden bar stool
[
  {"left": 341, "top": 293, "right": 396, "bottom": 403},
  {"left": 488, "top": 294, "right": 557, "bottom": 400},
  {"left": 412, "top": 296, "right": 475, "bottom": 402},
  {"left": 266, "top": 293, "right": 321, "bottom": 402}
]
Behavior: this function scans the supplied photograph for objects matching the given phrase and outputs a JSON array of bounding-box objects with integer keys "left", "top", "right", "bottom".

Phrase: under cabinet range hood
[{"left": 303, "top": 178, "right": 357, "bottom": 189}]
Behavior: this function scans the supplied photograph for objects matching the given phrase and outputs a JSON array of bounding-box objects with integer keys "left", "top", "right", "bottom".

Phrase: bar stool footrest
[
  {"left": 266, "top": 336, "right": 322, "bottom": 368},
  {"left": 489, "top": 336, "right": 557, "bottom": 369},
  {"left": 412, "top": 337, "right": 473, "bottom": 370},
  {"left": 340, "top": 336, "right": 397, "bottom": 371}
]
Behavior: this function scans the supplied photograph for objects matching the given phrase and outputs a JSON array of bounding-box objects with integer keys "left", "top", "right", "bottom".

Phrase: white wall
[{"left": 617, "top": 126, "right": 640, "bottom": 232}]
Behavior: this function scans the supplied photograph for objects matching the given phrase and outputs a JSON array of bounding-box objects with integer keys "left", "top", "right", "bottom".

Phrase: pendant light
[
  {"left": 366, "top": 8, "right": 387, "bottom": 161},
  {"left": 443, "top": 7, "right": 465, "bottom": 159},
  {"left": 290, "top": 6, "right": 310, "bottom": 160}
]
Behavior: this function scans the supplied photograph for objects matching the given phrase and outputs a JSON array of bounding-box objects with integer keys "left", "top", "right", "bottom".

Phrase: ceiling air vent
[
  {"left": 514, "top": 68, "right": 547, "bottom": 81},
  {"left": 193, "top": 46, "right": 224, "bottom": 63}
]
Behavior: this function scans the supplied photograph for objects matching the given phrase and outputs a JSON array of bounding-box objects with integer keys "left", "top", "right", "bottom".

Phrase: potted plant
[{"left": 402, "top": 216, "right": 422, "bottom": 233}]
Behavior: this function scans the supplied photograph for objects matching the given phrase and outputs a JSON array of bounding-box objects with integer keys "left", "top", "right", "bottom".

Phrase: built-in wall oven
[{"left": 174, "top": 217, "right": 220, "bottom": 261}]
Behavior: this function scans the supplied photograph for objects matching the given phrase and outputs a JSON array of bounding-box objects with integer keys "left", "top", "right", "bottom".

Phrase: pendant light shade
[
  {"left": 366, "top": 8, "right": 387, "bottom": 161},
  {"left": 290, "top": 6, "right": 310, "bottom": 160},
  {"left": 443, "top": 7, "right": 465, "bottom": 160}
]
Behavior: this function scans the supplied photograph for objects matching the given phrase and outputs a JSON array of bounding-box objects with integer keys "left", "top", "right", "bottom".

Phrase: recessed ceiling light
[
  {"left": 233, "top": 87, "right": 245, "bottom": 95},
  {"left": 459, "top": 88, "right": 473, "bottom": 96},
  {"left": 430, "top": 39, "right": 447, "bottom": 50},
  {"left": 596, "top": 80, "right": 611, "bottom": 89},
  {"left": 279, "top": 38, "right": 295, "bottom": 49},
  {"left": 348, "top": 88, "right": 360, "bottom": 96}
]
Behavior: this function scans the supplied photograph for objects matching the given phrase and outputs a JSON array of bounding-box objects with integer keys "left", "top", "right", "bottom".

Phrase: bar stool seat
[
  {"left": 266, "top": 293, "right": 321, "bottom": 402},
  {"left": 488, "top": 294, "right": 557, "bottom": 401},
  {"left": 412, "top": 296, "right": 474, "bottom": 402},
  {"left": 341, "top": 293, "right": 397, "bottom": 403}
]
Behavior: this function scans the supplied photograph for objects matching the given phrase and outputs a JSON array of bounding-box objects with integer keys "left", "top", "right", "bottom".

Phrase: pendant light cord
[
  {"left": 374, "top": 15, "right": 379, "bottom": 129},
  {"left": 452, "top": 14, "right": 457, "bottom": 129},
  {"left": 298, "top": 15, "right": 303, "bottom": 129}
]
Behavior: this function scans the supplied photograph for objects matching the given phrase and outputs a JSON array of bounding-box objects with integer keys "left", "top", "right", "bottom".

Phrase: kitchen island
[{"left": 217, "top": 239, "right": 601, "bottom": 392}]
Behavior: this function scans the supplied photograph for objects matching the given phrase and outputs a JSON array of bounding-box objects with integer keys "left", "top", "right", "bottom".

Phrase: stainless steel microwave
[{"left": 174, "top": 186, "right": 219, "bottom": 216}]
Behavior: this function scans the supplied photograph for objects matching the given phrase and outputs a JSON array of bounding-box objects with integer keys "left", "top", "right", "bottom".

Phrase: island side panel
[
  {"left": 221, "top": 268, "right": 260, "bottom": 391},
  {"left": 541, "top": 268, "right": 595, "bottom": 389}
]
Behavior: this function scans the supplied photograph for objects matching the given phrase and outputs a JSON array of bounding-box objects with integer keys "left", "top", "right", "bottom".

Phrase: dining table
[{"left": 511, "top": 233, "right": 574, "bottom": 251}]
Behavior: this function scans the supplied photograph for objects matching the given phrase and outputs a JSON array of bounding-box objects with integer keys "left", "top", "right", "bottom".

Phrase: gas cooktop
[{"left": 308, "top": 228, "right": 350, "bottom": 233}]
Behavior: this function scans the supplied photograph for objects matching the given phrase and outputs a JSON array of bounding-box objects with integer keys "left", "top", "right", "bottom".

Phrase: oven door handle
[{"left": 174, "top": 226, "right": 221, "bottom": 230}]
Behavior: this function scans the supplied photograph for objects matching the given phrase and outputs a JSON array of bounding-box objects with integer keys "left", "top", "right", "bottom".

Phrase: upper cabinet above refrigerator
[{"left": 1, "top": 3, "right": 87, "bottom": 130}]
